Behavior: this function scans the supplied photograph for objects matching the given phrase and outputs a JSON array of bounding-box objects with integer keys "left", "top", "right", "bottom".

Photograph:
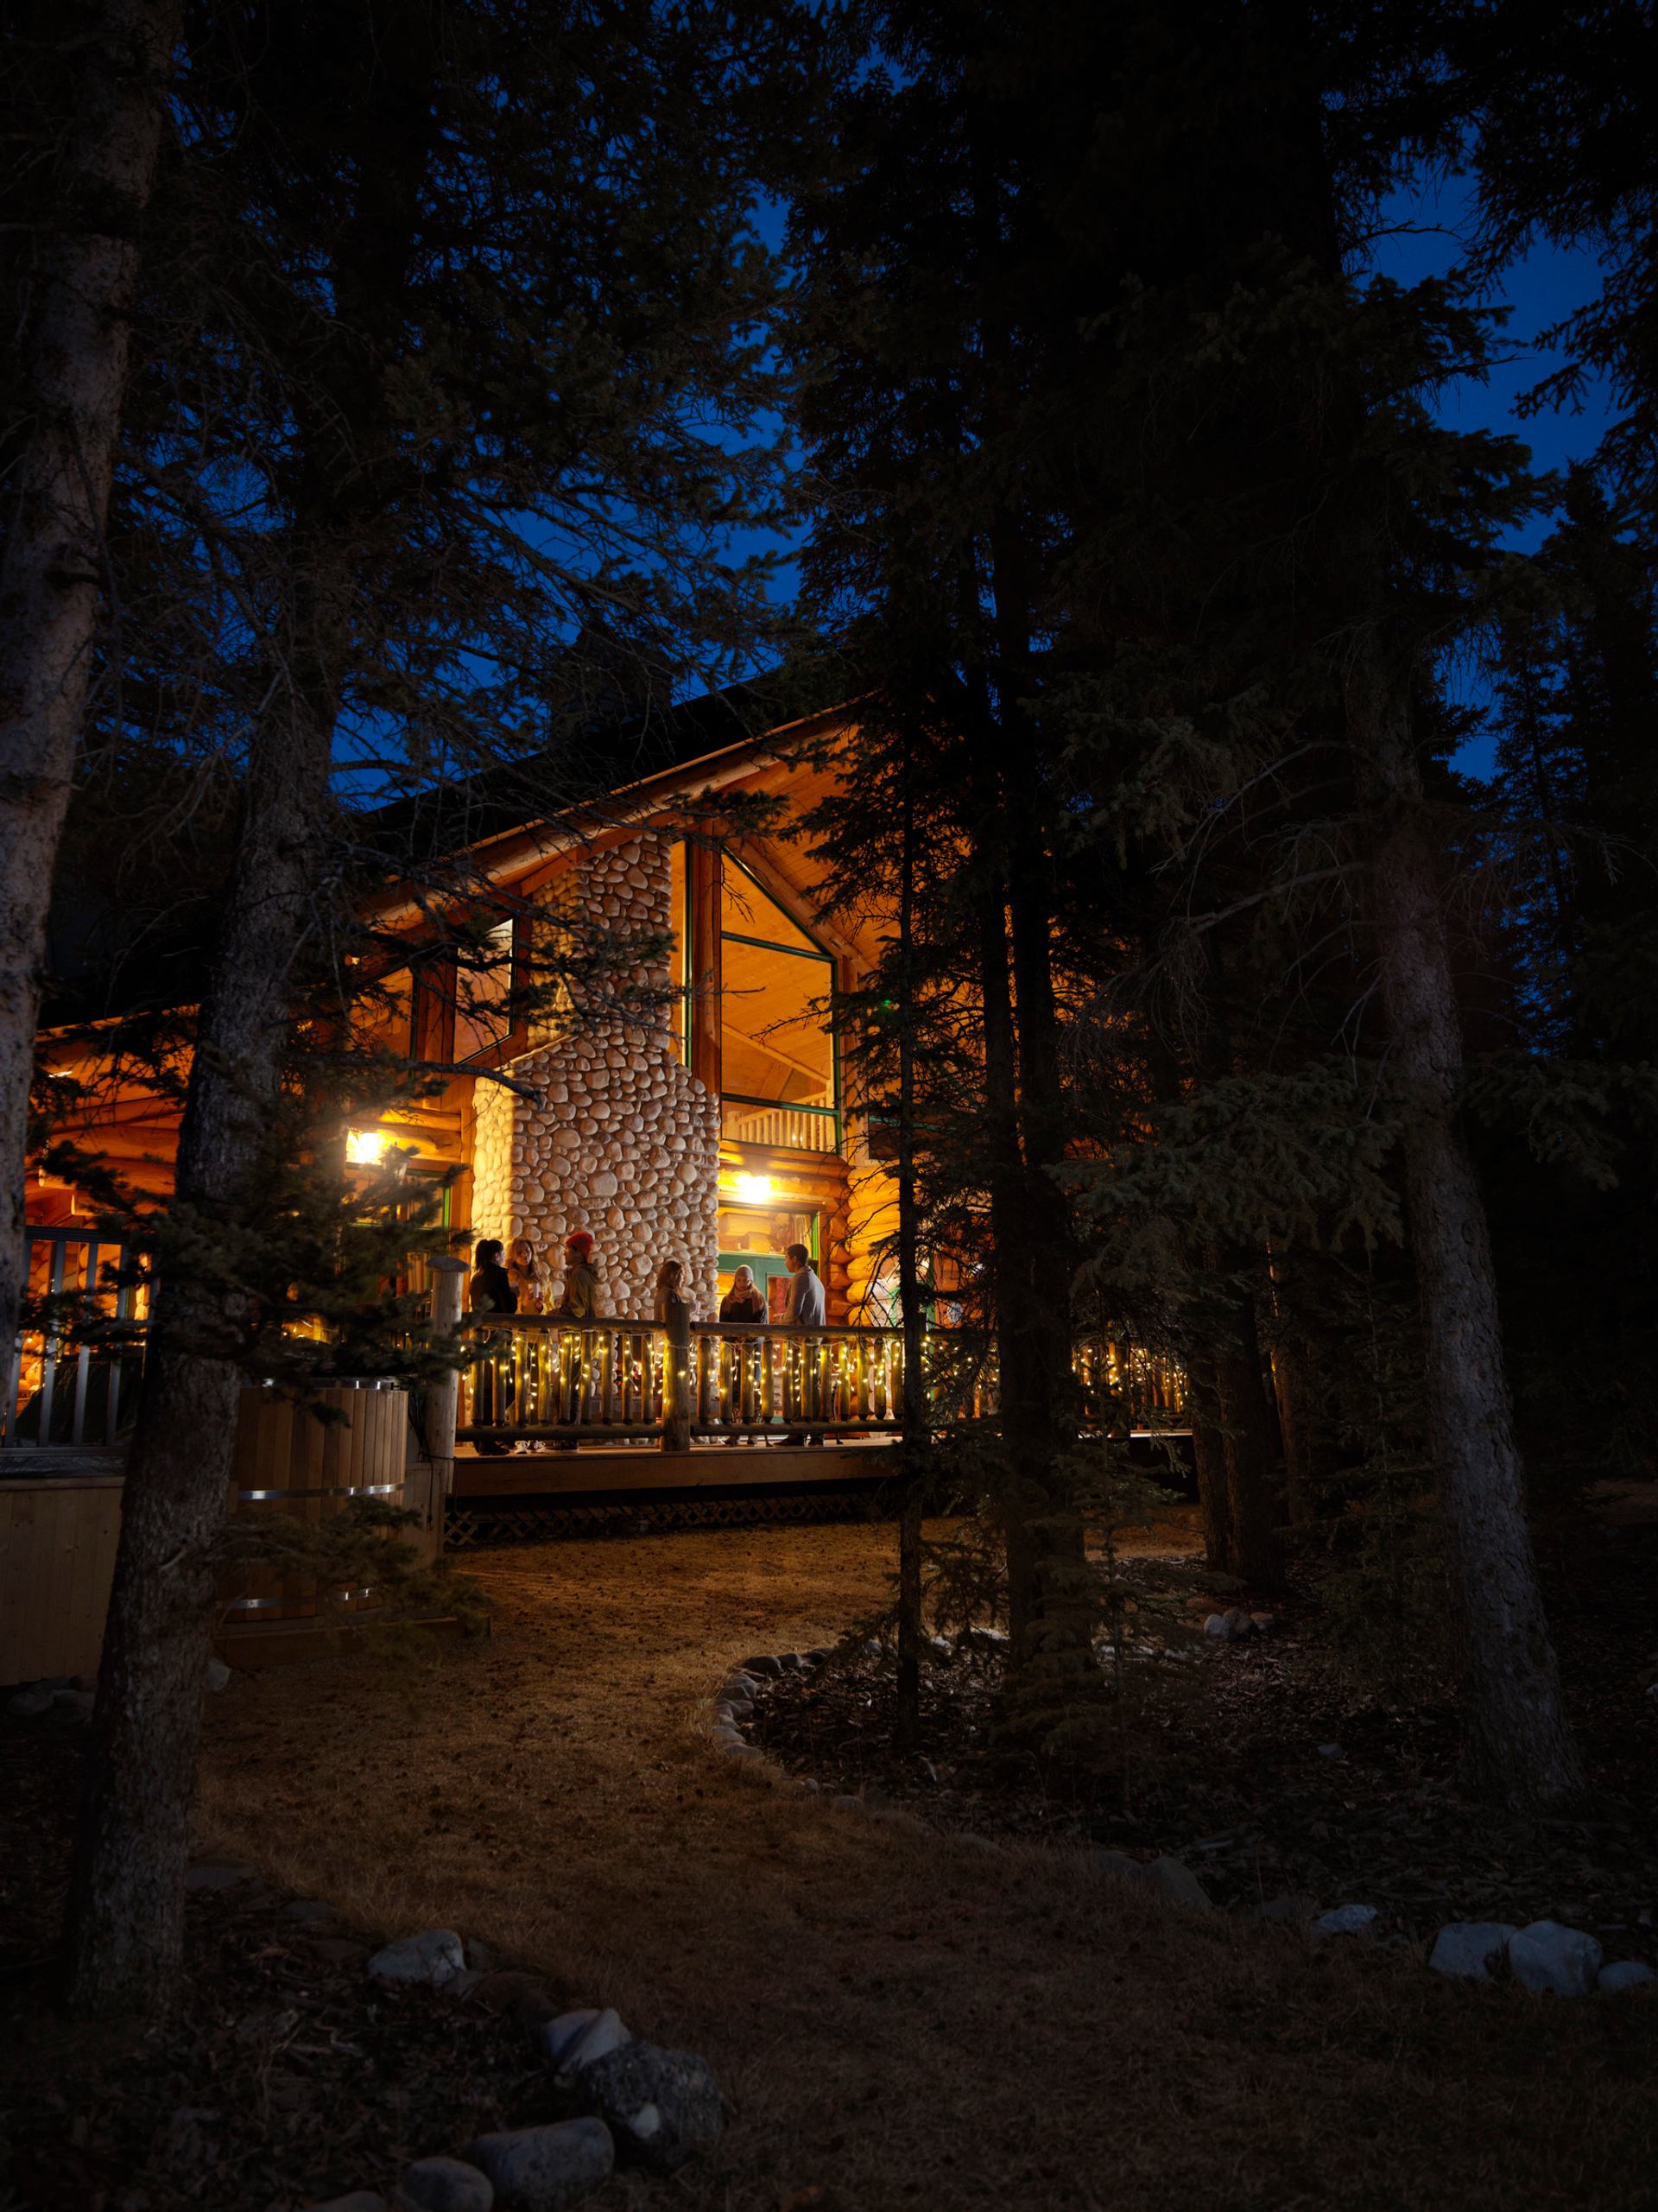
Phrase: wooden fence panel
[{"left": 0, "top": 1477, "right": 124, "bottom": 1683}]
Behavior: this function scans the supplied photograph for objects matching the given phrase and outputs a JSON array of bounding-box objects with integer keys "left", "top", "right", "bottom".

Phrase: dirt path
[{"left": 200, "top": 1526, "right": 1656, "bottom": 2212}]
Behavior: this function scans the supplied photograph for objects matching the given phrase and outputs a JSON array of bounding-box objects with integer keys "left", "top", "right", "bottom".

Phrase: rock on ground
[
  {"left": 394, "top": 2154, "right": 496, "bottom": 2211},
  {"left": 368, "top": 1930, "right": 466, "bottom": 1989},
  {"left": 540, "top": 2006, "right": 631, "bottom": 2082},
  {"left": 1508, "top": 1920, "right": 1604, "bottom": 1998},
  {"left": 1143, "top": 1856, "right": 1213, "bottom": 1911},
  {"left": 576, "top": 2041, "right": 723, "bottom": 2176},
  {"left": 1598, "top": 1960, "right": 1656, "bottom": 1995},
  {"left": 1427, "top": 1923, "right": 1518, "bottom": 1981},
  {"left": 537, "top": 2009, "right": 599, "bottom": 2069},
  {"left": 1314, "top": 1905, "right": 1378, "bottom": 1936},
  {"left": 1256, "top": 1894, "right": 1318, "bottom": 1925},
  {"left": 6, "top": 1685, "right": 55, "bottom": 1718},
  {"left": 474, "top": 1970, "right": 558, "bottom": 2025},
  {"left": 463, "top": 2119, "right": 613, "bottom": 2210}
]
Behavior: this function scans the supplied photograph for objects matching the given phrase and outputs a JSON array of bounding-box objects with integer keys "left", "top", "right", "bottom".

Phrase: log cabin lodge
[
  {"left": 30, "top": 693, "right": 897, "bottom": 1315},
  {"left": 10, "top": 690, "right": 1183, "bottom": 1540}
]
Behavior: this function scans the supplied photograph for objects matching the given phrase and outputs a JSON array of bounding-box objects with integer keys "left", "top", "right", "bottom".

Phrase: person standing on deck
[
  {"left": 720, "top": 1264, "right": 766, "bottom": 1325},
  {"left": 468, "top": 1239, "right": 517, "bottom": 1455},
  {"left": 504, "top": 1238, "right": 547, "bottom": 1447},
  {"left": 551, "top": 1230, "right": 603, "bottom": 1450},
  {"left": 507, "top": 1237, "right": 546, "bottom": 1313},
  {"left": 782, "top": 1241, "right": 826, "bottom": 1446},
  {"left": 554, "top": 1230, "right": 602, "bottom": 1318},
  {"left": 653, "top": 1258, "right": 687, "bottom": 1321},
  {"left": 719, "top": 1264, "right": 767, "bottom": 1446}
]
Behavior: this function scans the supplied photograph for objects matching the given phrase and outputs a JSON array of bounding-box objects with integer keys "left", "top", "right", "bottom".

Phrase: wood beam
[{"left": 689, "top": 840, "right": 722, "bottom": 1093}]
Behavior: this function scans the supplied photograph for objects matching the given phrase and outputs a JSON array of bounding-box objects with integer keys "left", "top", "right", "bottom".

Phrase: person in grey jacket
[{"left": 782, "top": 1242, "right": 826, "bottom": 1443}]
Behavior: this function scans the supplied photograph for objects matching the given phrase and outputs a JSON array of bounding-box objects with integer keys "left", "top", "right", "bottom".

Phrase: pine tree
[
  {"left": 64, "top": 0, "right": 810, "bottom": 2015},
  {"left": 0, "top": 0, "right": 185, "bottom": 1398}
]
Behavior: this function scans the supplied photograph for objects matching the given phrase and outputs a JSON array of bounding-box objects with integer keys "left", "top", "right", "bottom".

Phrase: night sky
[{"left": 1359, "top": 169, "right": 1611, "bottom": 777}]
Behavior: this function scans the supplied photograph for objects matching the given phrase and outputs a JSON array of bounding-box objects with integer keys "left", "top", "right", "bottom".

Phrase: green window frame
[{"left": 718, "top": 854, "right": 841, "bottom": 1152}]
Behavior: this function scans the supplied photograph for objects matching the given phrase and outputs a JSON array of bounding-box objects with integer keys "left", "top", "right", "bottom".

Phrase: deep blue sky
[
  {"left": 1367, "top": 173, "right": 1614, "bottom": 504},
  {"left": 728, "top": 170, "right": 1616, "bottom": 779},
  {"left": 1363, "top": 169, "right": 1614, "bottom": 777},
  {"left": 1351, "top": 168, "right": 1620, "bottom": 780}
]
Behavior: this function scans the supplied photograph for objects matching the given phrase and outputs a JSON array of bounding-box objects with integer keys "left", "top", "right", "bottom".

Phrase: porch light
[
  {"left": 733, "top": 1172, "right": 775, "bottom": 1204},
  {"left": 345, "top": 1126, "right": 389, "bottom": 1167}
]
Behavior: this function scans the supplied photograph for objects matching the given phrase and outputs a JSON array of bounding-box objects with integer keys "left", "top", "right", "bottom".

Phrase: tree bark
[
  {"left": 893, "top": 730, "right": 927, "bottom": 1752},
  {"left": 1206, "top": 1240, "right": 1282, "bottom": 1591},
  {"left": 1190, "top": 1415, "right": 1236, "bottom": 1571},
  {"left": 1347, "top": 624, "right": 1584, "bottom": 1809},
  {"left": 974, "top": 865, "right": 1037, "bottom": 1653},
  {"left": 65, "top": 643, "right": 339, "bottom": 2014},
  {"left": 1267, "top": 1241, "right": 1342, "bottom": 1522},
  {"left": 0, "top": 0, "right": 182, "bottom": 1365}
]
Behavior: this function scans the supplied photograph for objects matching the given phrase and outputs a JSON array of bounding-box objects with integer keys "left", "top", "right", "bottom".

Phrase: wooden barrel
[{"left": 219, "top": 1380, "right": 410, "bottom": 1627}]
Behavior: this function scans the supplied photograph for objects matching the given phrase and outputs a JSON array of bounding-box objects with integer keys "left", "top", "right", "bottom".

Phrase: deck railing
[
  {"left": 2, "top": 1229, "right": 149, "bottom": 1450},
  {"left": 3, "top": 1222, "right": 1187, "bottom": 1457},
  {"left": 455, "top": 1314, "right": 1186, "bottom": 1448}
]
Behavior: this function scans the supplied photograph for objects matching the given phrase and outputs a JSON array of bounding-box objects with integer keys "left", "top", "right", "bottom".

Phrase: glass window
[
  {"left": 719, "top": 863, "right": 821, "bottom": 954},
  {"left": 453, "top": 918, "right": 514, "bottom": 1062},
  {"left": 717, "top": 1201, "right": 820, "bottom": 1317},
  {"left": 357, "top": 966, "right": 412, "bottom": 1056},
  {"left": 718, "top": 860, "right": 837, "bottom": 1151}
]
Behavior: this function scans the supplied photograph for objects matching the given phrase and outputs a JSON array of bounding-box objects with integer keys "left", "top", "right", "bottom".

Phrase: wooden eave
[{"left": 361, "top": 700, "right": 865, "bottom": 929}]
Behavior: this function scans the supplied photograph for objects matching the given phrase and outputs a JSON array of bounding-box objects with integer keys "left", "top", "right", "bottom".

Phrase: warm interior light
[
  {"left": 733, "top": 1172, "right": 775, "bottom": 1204},
  {"left": 345, "top": 1127, "right": 389, "bottom": 1167}
]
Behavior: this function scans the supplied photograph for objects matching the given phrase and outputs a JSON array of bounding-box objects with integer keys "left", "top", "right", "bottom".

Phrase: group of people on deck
[
  {"left": 467, "top": 1233, "right": 824, "bottom": 1328},
  {"left": 466, "top": 1229, "right": 828, "bottom": 1450}
]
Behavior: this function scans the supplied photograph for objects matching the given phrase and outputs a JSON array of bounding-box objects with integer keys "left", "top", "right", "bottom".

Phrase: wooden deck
[{"left": 451, "top": 1438, "right": 899, "bottom": 1499}]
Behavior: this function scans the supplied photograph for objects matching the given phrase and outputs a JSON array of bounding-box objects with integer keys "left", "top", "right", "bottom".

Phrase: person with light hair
[
  {"left": 551, "top": 1229, "right": 603, "bottom": 1449},
  {"left": 718, "top": 1264, "right": 767, "bottom": 1445}
]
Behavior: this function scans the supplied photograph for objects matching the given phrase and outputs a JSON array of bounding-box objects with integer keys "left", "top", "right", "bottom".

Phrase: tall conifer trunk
[
  {"left": 973, "top": 855, "right": 1038, "bottom": 1653},
  {"left": 893, "top": 728, "right": 928, "bottom": 1750},
  {"left": 66, "top": 609, "right": 340, "bottom": 2012},
  {"left": 1190, "top": 1414, "right": 1236, "bottom": 1570},
  {"left": 66, "top": 25, "right": 446, "bottom": 2006},
  {"left": 1206, "top": 1240, "right": 1282, "bottom": 1591},
  {"left": 0, "top": 0, "right": 182, "bottom": 1368},
  {"left": 1346, "top": 618, "right": 1584, "bottom": 1809},
  {"left": 1267, "top": 1243, "right": 1340, "bottom": 1522}
]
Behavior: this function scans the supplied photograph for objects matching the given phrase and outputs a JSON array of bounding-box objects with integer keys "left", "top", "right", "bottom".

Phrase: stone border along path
[
  {"left": 712, "top": 1647, "right": 1658, "bottom": 2001},
  {"left": 330, "top": 1944, "right": 722, "bottom": 2211},
  {"left": 187, "top": 1525, "right": 1658, "bottom": 2211},
  {"left": 174, "top": 1858, "right": 728, "bottom": 2212}
]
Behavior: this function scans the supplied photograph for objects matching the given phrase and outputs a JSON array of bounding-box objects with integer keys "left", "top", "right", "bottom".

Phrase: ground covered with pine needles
[
  {"left": 748, "top": 1502, "right": 1658, "bottom": 1955},
  {"left": 3, "top": 1516, "right": 1657, "bottom": 2210}
]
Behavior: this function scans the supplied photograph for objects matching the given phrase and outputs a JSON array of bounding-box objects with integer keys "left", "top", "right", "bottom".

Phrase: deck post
[
  {"left": 417, "top": 1258, "right": 469, "bottom": 1537},
  {"left": 662, "top": 1299, "right": 693, "bottom": 1451}
]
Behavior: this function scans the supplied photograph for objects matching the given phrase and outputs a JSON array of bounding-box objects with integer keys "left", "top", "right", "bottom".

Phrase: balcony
[{"left": 454, "top": 1313, "right": 1185, "bottom": 1450}]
